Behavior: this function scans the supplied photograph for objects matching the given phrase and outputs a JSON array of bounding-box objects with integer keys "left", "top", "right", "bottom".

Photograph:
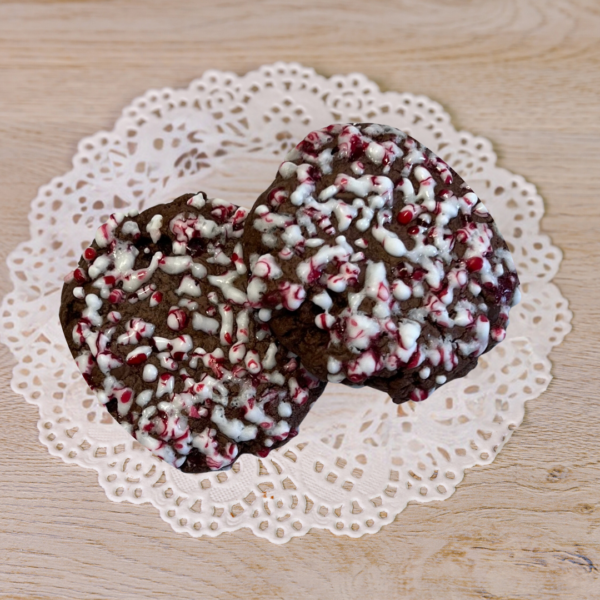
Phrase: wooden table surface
[{"left": 1, "top": 1, "right": 599, "bottom": 598}]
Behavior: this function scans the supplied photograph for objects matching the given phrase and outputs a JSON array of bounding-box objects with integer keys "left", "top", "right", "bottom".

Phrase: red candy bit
[
  {"left": 231, "top": 207, "right": 248, "bottom": 227},
  {"left": 411, "top": 268, "right": 426, "bottom": 282},
  {"left": 343, "top": 132, "right": 368, "bottom": 160},
  {"left": 83, "top": 247, "right": 97, "bottom": 261},
  {"left": 397, "top": 208, "right": 414, "bottom": 225},
  {"left": 167, "top": 307, "right": 188, "bottom": 331},
  {"left": 103, "top": 275, "right": 116, "bottom": 286},
  {"left": 339, "top": 262, "right": 360, "bottom": 284},
  {"left": 316, "top": 313, "right": 332, "bottom": 330},
  {"left": 224, "top": 443, "right": 238, "bottom": 459},
  {"left": 257, "top": 448, "right": 271, "bottom": 458},
  {"left": 407, "top": 225, "right": 420, "bottom": 236},
  {"left": 455, "top": 228, "right": 469, "bottom": 244},
  {"left": 322, "top": 223, "right": 336, "bottom": 236},
  {"left": 205, "top": 457, "right": 223, "bottom": 470},
  {"left": 211, "top": 203, "right": 235, "bottom": 223},
  {"left": 296, "top": 139, "right": 318, "bottom": 156},
  {"left": 96, "top": 223, "right": 112, "bottom": 246},
  {"left": 108, "top": 289, "right": 125, "bottom": 304},
  {"left": 292, "top": 386, "right": 309, "bottom": 405},
  {"left": 278, "top": 281, "right": 306, "bottom": 311},
  {"left": 406, "top": 348, "right": 422, "bottom": 369},
  {"left": 173, "top": 435, "right": 191, "bottom": 452},
  {"left": 298, "top": 367, "right": 321, "bottom": 390},
  {"left": 188, "top": 406, "right": 202, "bottom": 419},
  {"left": 426, "top": 226, "right": 440, "bottom": 242},
  {"left": 206, "top": 355, "right": 225, "bottom": 379},
  {"left": 393, "top": 265, "right": 411, "bottom": 280},
  {"left": 242, "top": 398, "right": 256, "bottom": 415},
  {"left": 245, "top": 355, "right": 260, "bottom": 373},
  {"left": 72, "top": 321, "right": 89, "bottom": 345},
  {"left": 268, "top": 187, "right": 288, "bottom": 207},
  {"left": 410, "top": 388, "right": 429, "bottom": 402},
  {"left": 126, "top": 350, "right": 149, "bottom": 366},
  {"left": 434, "top": 161, "right": 453, "bottom": 185},
  {"left": 466, "top": 257, "right": 484, "bottom": 272},
  {"left": 493, "top": 272, "right": 519, "bottom": 304},
  {"left": 305, "top": 130, "right": 326, "bottom": 144},
  {"left": 73, "top": 268, "right": 88, "bottom": 283},
  {"left": 150, "top": 291, "right": 163, "bottom": 305},
  {"left": 345, "top": 348, "right": 383, "bottom": 383},
  {"left": 113, "top": 387, "right": 133, "bottom": 406},
  {"left": 120, "top": 390, "right": 132, "bottom": 404},
  {"left": 271, "top": 431, "right": 289, "bottom": 442},
  {"left": 377, "top": 282, "right": 390, "bottom": 302},
  {"left": 345, "top": 371, "right": 367, "bottom": 385},
  {"left": 305, "top": 261, "right": 324, "bottom": 285},
  {"left": 136, "top": 283, "right": 155, "bottom": 300},
  {"left": 261, "top": 391, "right": 279, "bottom": 405},
  {"left": 282, "top": 358, "right": 298, "bottom": 373},
  {"left": 438, "top": 284, "right": 452, "bottom": 304},
  {"left": 231, "top": 365, "right": 247, "bottom": 379},
  {"left": 306, "top": 165, "right": 322, "bottom": 182},
  {"left": 491, "top": 327, "right": 506, "bottom": 342}
]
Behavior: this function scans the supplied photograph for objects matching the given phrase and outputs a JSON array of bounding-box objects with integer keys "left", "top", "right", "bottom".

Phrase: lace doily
[{"left": 0, "top": 63, "right": 571, "bottom": 544}]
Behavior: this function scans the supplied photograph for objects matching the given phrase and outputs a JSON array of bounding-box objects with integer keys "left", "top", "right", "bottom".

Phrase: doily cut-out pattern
[{"left": 0, "top": 63, "right": 571, "bottom": 543}]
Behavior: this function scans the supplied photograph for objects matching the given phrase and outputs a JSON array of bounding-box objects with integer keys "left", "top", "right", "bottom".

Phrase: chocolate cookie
[
  {"left": 242, "top": 123, "right": 520, "bottom": 403},
  {"left": 60, "top": 193, "right": 325, "bottom": 472}
]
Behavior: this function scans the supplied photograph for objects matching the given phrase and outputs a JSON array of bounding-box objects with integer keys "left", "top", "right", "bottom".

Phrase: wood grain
[{"left": 1, "top": 0, "right": 599, "bottom": 598}]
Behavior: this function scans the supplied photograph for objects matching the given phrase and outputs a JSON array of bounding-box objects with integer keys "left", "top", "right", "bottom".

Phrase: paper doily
[{"left": 0, "top": 63, "right": 571, "bottom": 543}]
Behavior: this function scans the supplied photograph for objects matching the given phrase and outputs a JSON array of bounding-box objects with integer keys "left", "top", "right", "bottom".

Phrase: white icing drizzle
[
  {"left": 121, "top": 221, "right": 141, "bottom": 238},
  {"left": 235, "top": 309, "right": 250, "bottom": 342},
  {"left": 175, "top": 274, "right": 202, "bottom": 297},
  {"left": 143, "top": 364, "right": 158, "bottom": 382},
  {"left": 207, "top": 270, "right": 247, "bottom": 304},
  {"left": 146, "top": 215, "right": 163, "bottom": 243},
  {"left": 136, "top": 389, "right": 153, "bottom": 407},
  {"left": 218, "top": 303, "right": 234, "bottom": 345},
  {"left": 192, "top": 312, "right": 219, "bottom": 335}
]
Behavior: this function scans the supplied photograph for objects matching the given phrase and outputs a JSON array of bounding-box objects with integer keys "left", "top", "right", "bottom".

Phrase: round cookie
[
  {"left": 60, "top": 193, "right": 325, "bottom": 472},
  {"left": 242, "top": 123, "right": 520, "bottom": 403}
]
